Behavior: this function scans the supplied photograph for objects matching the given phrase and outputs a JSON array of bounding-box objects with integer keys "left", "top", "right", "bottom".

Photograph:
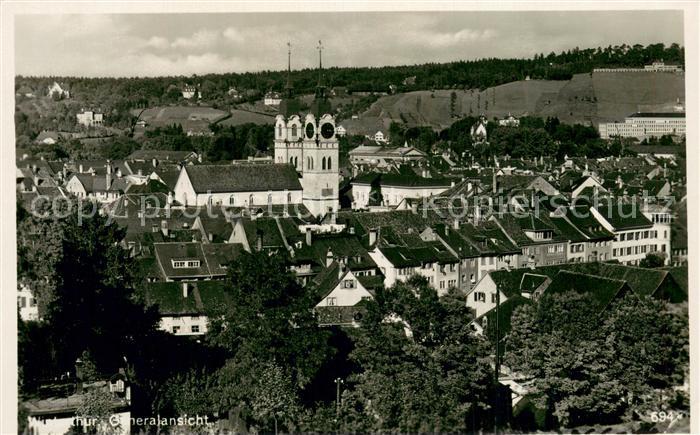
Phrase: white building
[
  {"left": 76, "top": 110, "right": 104, "bottom": 127},
  {"left": 591, "top": 203, "right": 666, "bottom": 266},
  {"left": 264, "top": 92, "right": 282, "bottom": 106},
  {"left": 498, "top": 113, "right": 520, "bottom": 127},
  {"left": 18, "top": 282, "right": 39, "bottom": 322},
  {"left": 373, "top": 131, "right": 387, "bottom": 143},
  {"left": 335, "top": 125, "right": 347, "bottom": 137},
  {"left": 173, "top": 163, "right": 303, "bottom": 208},
  {"left": 599, "top": 112, "right": 685, "bottom": 140},
  {"left": 351, "top": 174, "right": 451, "bottom": 209},
  {"left": 348, "top": 145, "right": 427, "bottom": 166},
  {"left": 594, "top": 61, "right": 683, "bottom": 73},
  {"left": 182, "top": 84, "right": 200, "bottom": 99},
  {"left": 47, "top": 81, "right": 69, "bottom": 99}
]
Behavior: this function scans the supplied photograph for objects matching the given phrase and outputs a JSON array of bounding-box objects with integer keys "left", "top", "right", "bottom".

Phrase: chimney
[
  {"left": 305, "top": 228, "right": 312, "bottom": 246},
  {"left": 152, "top": 158, "right": 158, "bottom": 168},
  {"left": 160, "top": 220, "right": 168, "bottom": 237},
  {"left": 167, "top": 192, "right": 174, "bottom": 208},
  {"left": 256, "top": 229, "right": 264, "bottom": 252},
  {"left": 450, "top": 180, "right": 455, "bottom": 188},
  {"left": 106, "top": 160, "right": 112, "bottom": 188},
  {"left": 208, "top": 233, "right": 213, "bottom": 242},
  {"left": 444, "top": 225, "right": 449, "bottom": 237},
  {"left": 492, "top": 171, "right": 497, "bottom": 194},
  {"left": 338, "top": 262, "right": 345, "bottom": 279},
  {"left": 369, "top": 228, "right": 378, "bottom": 246},
  {"left": 182, "top": 282, "right": 189, "bottom": 298},
  {"left": 79, "top": 164, "right": 84, "bottom": 173},
  {"left": 453, "top": 219, "right": 460, "bottom": 230},
  {"left": 326, "top": 248, "right": 334, "bottom": 267},
  {"left": 348, "top": 227, "right": 355, "bottom": 235}
]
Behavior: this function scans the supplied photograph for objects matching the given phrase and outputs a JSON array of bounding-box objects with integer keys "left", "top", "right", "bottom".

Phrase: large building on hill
[
  {"left": 598, "top": 112, "right": 685, "bottom": 140},
  {"left": 273, "top": 43, "right": 339, "bottom": 217}
]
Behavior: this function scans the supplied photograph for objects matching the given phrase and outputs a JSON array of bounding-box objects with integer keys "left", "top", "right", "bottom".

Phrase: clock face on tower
[
  {"left": 320, "top": 122, "right": 335, "bottom": 139},
  {"left": 305, "top": 123, "right": 315, "bottom": 139}
]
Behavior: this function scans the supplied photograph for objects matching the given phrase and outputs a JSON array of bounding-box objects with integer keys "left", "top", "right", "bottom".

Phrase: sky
[{"left": 15, "top": 10, "right": 684, "bottom": 77}]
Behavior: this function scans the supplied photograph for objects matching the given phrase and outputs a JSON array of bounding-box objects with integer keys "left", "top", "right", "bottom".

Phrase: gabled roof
[
  {"left": 127, "top": 150, "right": 197, "bottom": 162},
  {"left": 141, "top": 280, "right": 232, "bottom": 316},
  {"left": 545, "top": 270, "right": 630, "bottom": 311},
  {"left": 352, "top": 172, "right": 451, "bottom": 188},
  {"left": 183, "top": 164, "right": 302, "bottom": 194},
  {"left": 153, "top": 242, "right": 243, "bottom": 279},
  {"left": 594, "top": 202, "right": 652, "bottom": 230}
]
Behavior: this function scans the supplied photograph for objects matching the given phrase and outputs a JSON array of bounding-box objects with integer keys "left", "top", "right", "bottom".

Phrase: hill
[{"left": 339, "top": 71, "right": 685, "bottom": 136}]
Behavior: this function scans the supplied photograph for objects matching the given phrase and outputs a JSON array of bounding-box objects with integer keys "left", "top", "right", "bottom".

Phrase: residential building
[
  {"left": 17, "top": 282, "right": 39, "bottom": 322},
  {"left": 489, "top": 212, "right": 568, "bottom": 267},
  {"left": 182, "top": 84, "right": 199, "bottom": 99},
  {"left": 152, "top": 242, "right": 244, "bottom": 281},
  {"left": 348, "top": 145, "right": 427, "bottom": 167},
  {"left": 76, "top": 110, "right": 104, "bottom": 127},
  {"left": 351, "top": 172, "right": 451, "bottom": 209},
  {"left": 591, "top": 202, "right": 661, "bottom": 265},
  {"left": 498, "top": 113, "right": 520, "bottom": 127},
  {"left": 47, "top": 81, "right": 70, "bottom": 99},
  {"left": 264, "top": 91, "right": 282, "bottom": 106},
  {"left": 141, "top": 281, "right": 230, "bottom": 336},
  {"left": 313, "top": 261, "right": 383, "bottom": 326}
]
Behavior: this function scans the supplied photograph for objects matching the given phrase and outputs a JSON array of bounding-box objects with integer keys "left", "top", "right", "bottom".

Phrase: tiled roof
[
  {"left": 153, "top": 242, "right": 243, "bottom": 279},
  {"left": 353, "top": 172, "right": 451, "bottom": 188},
  {"left": 545, "top": 270, "right": 629, "bottom": 310},
  {"left": 127, "top": 150, "right": 196, "bottom": 162},
  {"left": 184, "top": 164, "right": 302, "bottom": 193},
  {"left": 141, "top": 280, "right": 231, "bottom": 315},
  {"left": 595, "top": 202, "right": 652, "bottom": 230}
]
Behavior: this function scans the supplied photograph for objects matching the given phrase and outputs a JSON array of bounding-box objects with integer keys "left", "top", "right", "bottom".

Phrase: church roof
[{"left": 183, "top": 164, "right": 302, "bottom": 193}]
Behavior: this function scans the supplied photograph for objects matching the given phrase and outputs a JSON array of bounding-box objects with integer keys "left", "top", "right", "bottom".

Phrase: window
[
  {"left": 470, "top": 274, "right": 475, "bottom": 283},
  {"left": 229, "top": 195, "right": 235, "bottom": 205},
  {"left": 18, "top": 296, "right": 26, "bottom": 308},
  {"left": 172, "top": 326, "right": 180, "bottom": 333},
  {"left": 287, "top": 193, "right": 292, "bottom": 204},
  {"left": 187, "top": 260, "right": 200, "bottom": 267},
  {"left": 475, "top": 292, "right": 486, "bottom": 302},
  {"left": 277, "top": 125, "right": 282, "bottom": 137},
  {"left": 548, "top": 246, "right": 555, "bottom": 254},
  {"left": 491, "top": 293, "right": 498, "bottom": 303},
  {"left": 557, "top": 244, "right": 564, "bottom": 253},
  {"left": 343, "top": 279, "right": 355, "bottom": 289},
  {"left": 439, "top": 281, "right": 445, "bottom": 289},
  {"left": 29, "top": 298, "right": 36, "bottom": 307},
  {"left": 327, "top": 297, "right": 337, "bottom": 306},
  {"left": 267, "top": 194, "right": 273, "bottom": 205},
  {"left": 322, "top": 157, "right": 326, "bottom": 170},
  {"left": 291, "top": 124, "right": 297, "bottom": 137},
  {"left": 249, "top": 194, "right": 254, "bottom": 205}
]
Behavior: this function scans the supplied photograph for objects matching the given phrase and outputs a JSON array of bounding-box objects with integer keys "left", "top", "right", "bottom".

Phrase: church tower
[{"left": 274, "top": 41, "right": 339, "bottom": 217}]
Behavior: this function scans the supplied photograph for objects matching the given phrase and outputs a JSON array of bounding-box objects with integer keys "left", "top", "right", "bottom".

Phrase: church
[
  {"left": 273, "top": 41, "right": 340, "bottom": 217},
  {"left": 174, "top": 43, "right": 340, "bottom": 219}
]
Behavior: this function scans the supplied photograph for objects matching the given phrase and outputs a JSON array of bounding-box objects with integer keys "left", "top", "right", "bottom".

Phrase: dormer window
[{"left": 172, "top": 260, "right": 200, "bottom": 268}]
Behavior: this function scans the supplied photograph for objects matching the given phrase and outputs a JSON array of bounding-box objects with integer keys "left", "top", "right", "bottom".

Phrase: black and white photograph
[{"left": 1, "top": 2, "right": 698, "bottom": 434}]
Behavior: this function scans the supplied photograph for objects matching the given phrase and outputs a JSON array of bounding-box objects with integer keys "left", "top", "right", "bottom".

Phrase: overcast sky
[{"left": 15, "top": 10, "right": 684, "bottom": 77}]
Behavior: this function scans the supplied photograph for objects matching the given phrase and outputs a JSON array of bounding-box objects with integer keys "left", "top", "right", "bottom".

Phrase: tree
[
  {"left": 207, "top": 251, "right": 333, "bottom": 418},
  {"left": 72, "top": 387, "right": 122, "bottom": 435},
  {"left": 640, "top": 251, "right": 666, "bottom": 268},
  {"left": 343, "top": 277, "right": 495, "bottom": 432},
  {"left": 43, "top": 205, "right": 160, "bottom": 375},
  {"left": 504, "top": 290, "right": 688, "bottom": 429}
]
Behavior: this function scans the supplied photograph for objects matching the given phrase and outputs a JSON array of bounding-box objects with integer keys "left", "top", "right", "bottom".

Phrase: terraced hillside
[{"left": 341, "top": 72, "right": 685, "bottom": 136}]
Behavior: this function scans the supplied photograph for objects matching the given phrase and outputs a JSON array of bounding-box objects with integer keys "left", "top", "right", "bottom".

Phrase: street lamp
[{"left": 334, "top": 377, "right": 344, "bottom": 415}]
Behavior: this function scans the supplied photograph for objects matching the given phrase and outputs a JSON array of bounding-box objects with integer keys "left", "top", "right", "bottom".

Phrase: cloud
[
  {"left": 223, "top": 27, "right": 245, "bottom": 43},
  {"left": 171, "top": 29, "right": 219, "bottom": 49},
  {"left": 146, "top": 36, "right": 169, "bottom": 49}
]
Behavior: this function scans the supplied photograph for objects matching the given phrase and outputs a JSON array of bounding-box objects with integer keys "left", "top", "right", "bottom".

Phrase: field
[{"left": 340, "top": 72, "right": 686, "bottom": 136}]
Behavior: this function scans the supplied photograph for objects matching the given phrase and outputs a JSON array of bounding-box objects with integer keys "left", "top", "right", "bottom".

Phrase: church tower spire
[
  {"left": 284, "top": 41, "right": 292, "bottom": 98},
  {"left": 316, "top": 39, "right": 324, "bottom": 87}
]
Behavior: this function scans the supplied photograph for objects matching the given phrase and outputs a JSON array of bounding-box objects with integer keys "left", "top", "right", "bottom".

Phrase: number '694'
[{"left": 650, "top": 411, "right": 685, "bottom": 422}]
